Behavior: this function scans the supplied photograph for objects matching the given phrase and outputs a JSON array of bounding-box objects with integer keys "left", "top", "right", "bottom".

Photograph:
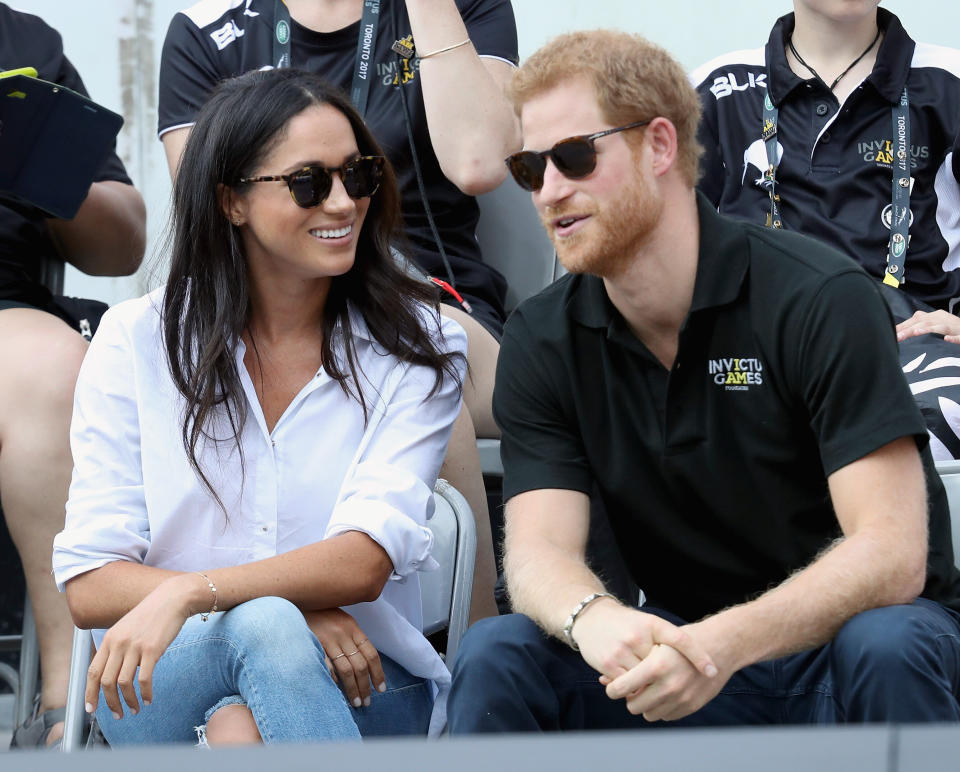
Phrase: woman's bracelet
[
  {"left": 417, "top": 38, "right": 472, "bottom": 60},
  {"left": 195, "top": 572, "right": 219, "bottom": 622}
]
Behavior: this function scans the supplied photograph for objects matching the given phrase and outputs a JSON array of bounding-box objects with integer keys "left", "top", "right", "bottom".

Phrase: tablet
[{"left": 0, "top": 73, "right": 124, "bottom": 219}]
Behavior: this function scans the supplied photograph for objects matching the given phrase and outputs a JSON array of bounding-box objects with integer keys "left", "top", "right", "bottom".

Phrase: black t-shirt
[
  {"left": 494, "top": 193, "right": 960, "bottom": 622},
  {"left": 158, "top": 0, "right": 518, "bottom": 322},
  {"left": 693, "top": 9, "right": 960, "bottom": 311},
  {"left": 0, "top": 3, "right": 133, "bottom": 303}
]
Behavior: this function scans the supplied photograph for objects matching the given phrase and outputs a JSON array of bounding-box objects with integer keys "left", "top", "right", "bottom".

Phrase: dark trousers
[{"left": 447, "top": 599, "right": 960, "bottom": 733}]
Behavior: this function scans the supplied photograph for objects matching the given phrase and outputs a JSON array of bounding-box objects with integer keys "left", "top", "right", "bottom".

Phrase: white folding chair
[
  {"left": 421, "top": 479, "right": 477, "bottom": 664},
  {"left": 935, "top": 460, "right": 960, "bottom": 568},
  {"left": 61, "top": 479, "right": 478, "bottom": 750}
]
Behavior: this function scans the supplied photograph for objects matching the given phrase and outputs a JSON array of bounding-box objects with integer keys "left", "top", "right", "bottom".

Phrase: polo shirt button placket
[{"left": 815, "top": 103, "right": 829, "bottom": 117}]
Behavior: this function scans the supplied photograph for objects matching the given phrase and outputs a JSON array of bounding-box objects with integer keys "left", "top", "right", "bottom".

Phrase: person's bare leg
[
  {"left": 440, "top": 306, "right": 500, "bottom": 439},
  {"left": 0, "top": 308, "right": 88, "bottom": 745},
  {"left": 204, "top": 704, "right": 263, "bottom": 745},
  {"left": 440, "top": 406, "right": 498, "bottom": 621}
]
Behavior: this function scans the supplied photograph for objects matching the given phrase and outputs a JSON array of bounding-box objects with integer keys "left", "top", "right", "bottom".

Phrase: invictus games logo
[
  {"left": 857, "top": 140, "right": 928, "bottom": 169},
  {"left": 708, "top": 356, "right": 764, "bottom": 391},
  {"left": 276, "top": 19, "right": 290, "bottom": 45}
]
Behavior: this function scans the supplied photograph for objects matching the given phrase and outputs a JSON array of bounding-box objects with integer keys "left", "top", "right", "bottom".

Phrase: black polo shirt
[
  {"left": 494, "top": 193, "right": 960, "bottom": 622},
  {"left": 693, "top": 9, "right": 960, "bottom": 311}
]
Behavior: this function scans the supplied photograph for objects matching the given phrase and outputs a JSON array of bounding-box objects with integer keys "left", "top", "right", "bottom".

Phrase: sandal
[{"left": 9, "top": 704, "right": 66, "bottom": 749}]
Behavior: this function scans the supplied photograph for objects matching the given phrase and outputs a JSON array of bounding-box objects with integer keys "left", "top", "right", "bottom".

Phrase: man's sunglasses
[
  {"left": 505, "top": 120, "right": 650, "bottom": 192},
  {"left": 240, "top": 155, "right": 385, "bottom": 208}
]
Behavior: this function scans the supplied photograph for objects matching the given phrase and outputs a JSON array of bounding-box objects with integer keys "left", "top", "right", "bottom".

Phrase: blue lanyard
[
  {"left": 762, "top": 86, "right": 912, "bottom": 287},
  {"left": 272, "top": 0, "right": 382, "bottom": 117}
]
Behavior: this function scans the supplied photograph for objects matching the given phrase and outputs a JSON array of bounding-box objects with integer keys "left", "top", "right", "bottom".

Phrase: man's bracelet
[{"left": 562, "top": 592, "right": 616, "bottom": 650}]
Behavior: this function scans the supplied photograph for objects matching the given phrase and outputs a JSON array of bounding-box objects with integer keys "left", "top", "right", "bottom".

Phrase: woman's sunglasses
[
  {"left": 240, "top": 155, "right": 385, "bottom": 208},
  {"left": 505, "top": 120, "right": 650, "bottom": 192}
]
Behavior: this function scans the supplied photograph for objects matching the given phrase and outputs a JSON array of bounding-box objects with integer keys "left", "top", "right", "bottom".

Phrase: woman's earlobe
[{"left": 217, "top": 182, "right": 244, "bottom": 226}]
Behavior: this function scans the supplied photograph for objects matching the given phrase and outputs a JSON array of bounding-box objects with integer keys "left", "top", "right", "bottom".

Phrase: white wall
[{"left": 9, "top": 0, "right": 960, "bottom": 304}]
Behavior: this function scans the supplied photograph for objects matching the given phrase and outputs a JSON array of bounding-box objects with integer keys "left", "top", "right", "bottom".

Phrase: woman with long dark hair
[
  {"left": 158, "top": 1, "right": 521, "bottom": 618},
  {"left": 52, "top": 67, "right": 465, "bottom": 745}
]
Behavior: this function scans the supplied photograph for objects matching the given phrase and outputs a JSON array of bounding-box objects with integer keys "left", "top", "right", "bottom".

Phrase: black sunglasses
[
  {"left": 240, "top": 155, "right": 385, "bottom": 208},
  {"left": 505, "top": 121, "right": 650, "bottom": 192}
]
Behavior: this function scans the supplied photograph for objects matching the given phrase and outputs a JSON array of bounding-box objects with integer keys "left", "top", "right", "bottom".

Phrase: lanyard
[
  {"left": 761, "top": 93, "right": 782, "bottom": 229},
  {"left": 272, "top": 0, "right": 382, "bottom": 117},
  {"left": 761, "top": 86, "right": 912, "bottom": 287},
  {"left": 884, "top": 88, "right": 911, "bottom": 288}
]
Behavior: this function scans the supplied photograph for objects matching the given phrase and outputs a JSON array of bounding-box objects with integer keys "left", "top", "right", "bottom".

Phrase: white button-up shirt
[{"left": 53, "top": 288, "right": 466, "bottom": 733}]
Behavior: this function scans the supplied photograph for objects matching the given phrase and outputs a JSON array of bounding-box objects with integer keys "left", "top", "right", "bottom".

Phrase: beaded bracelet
[
  {"left": 195, "top": 572, "right": 218, "bottom": 622},
  {"left": 562, "top": 592, "right": 616, "bottom": 650}
]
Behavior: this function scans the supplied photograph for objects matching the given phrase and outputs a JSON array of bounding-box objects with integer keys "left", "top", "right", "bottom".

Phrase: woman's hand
[
  {"left": 896, "top": 310, "right": 960, "bottom": 343},
  {"left": 86, "top": 573, "right": 200, "bottom": 719},
  {"left": 303, "top": 608, "right": 385, "bottom": 708}
]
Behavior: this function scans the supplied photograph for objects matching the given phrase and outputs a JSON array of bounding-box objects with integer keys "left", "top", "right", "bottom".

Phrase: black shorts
[{"left": 0, "top": 295, "right": 107, "bottom": 338}]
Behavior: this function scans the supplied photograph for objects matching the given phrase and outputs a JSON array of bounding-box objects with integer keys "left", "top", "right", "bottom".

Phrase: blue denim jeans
[
  {"left": 96, "top": 596, "right": 433, "bottom": 745},
  {"left": 448, "top": 599, "right": 960, "bottom": 732}
]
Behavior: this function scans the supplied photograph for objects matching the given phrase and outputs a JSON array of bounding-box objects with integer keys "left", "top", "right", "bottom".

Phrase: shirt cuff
[{"left": 325, "top": 498, "right": 439, "bottom": 580}]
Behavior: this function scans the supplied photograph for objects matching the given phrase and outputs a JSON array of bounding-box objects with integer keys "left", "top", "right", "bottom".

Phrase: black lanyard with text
[
  {"left": 272, "top": 0, "right": 382, "bottom": 117},
  {"left": 761, "top": 86, "right": 912, "bottom": 287}
]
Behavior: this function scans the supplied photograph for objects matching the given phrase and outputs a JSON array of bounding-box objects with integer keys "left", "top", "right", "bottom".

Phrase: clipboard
[{"left": 0, "top": 71, "right": 124, "bottom": 219}]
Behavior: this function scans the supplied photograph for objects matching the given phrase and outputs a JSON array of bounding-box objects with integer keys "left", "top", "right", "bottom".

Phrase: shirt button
[
  {"left": 820, "top": 131, "right": 831, "bottom": 144},
  {"left": 815, "top": 103, "right": 829, "bottom": 117},
  {"left": 260, "top": 526, "right": 268, "bottom": 533}
]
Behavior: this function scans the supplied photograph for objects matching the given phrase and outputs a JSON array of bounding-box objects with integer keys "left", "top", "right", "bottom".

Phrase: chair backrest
[
  {"left": 935, "top": 461, "right": 960, "bottom": 569},
  {"left": 475, "top": 179, "right": 562, "bottom": 314},
  {"left": 421, "top": 479, "right": 477, "bottom": 665}
]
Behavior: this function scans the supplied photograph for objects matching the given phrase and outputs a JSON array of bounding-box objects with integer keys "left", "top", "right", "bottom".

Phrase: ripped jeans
[{"left": 95, "top": 596, "right": 434, "bottom": 745}]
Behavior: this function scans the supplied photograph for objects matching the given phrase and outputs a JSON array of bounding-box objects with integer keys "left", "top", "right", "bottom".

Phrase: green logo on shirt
[{"left": 276, "top": 19, "right": 290, "bottom": 45}]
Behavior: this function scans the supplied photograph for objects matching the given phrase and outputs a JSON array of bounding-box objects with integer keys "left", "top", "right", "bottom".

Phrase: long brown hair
[{"left": 163, "top": 68, "right": 462, "bottom": 509}]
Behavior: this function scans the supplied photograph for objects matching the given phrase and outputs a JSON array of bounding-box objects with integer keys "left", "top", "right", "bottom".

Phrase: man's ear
[
  {"left": 218, "top": 183, "right": 246, "bottom": 227},
  {"left": 644, "top": 117, "right": 679, "bottom": 179}
]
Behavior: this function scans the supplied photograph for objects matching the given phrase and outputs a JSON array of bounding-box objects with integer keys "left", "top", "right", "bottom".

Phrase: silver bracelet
[{"left": 562, "top": 592, "right": 615, "bottom": 650}]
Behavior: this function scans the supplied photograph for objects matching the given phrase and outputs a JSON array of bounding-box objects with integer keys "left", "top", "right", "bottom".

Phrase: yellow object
[
  {"left": 0, "top": 67, "right": 38, "bottom": 79},
  {"left": 882, "top": 272, "right": 901, "bottom": 288}
]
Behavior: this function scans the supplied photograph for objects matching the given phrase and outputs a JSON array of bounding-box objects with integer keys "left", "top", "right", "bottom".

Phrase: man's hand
[
  {"left": 602, "top": 628, "right": 733, "bottom": 721},
  {"left": 573, "top": 600, "right": 718, "bottom": 685}
]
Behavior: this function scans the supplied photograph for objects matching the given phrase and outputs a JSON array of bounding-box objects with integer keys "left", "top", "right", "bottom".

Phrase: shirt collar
[
  {"left": 567, "top": 192, "right": 750, "bottom": 330},
  {"left": 765, "top": 8, "right": 915, "bottom": 106}
]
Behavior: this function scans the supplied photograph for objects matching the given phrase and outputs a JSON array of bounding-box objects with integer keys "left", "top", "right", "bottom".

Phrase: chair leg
[
  {"left": 61, "top": 627, "right": 92, "bottom": 752},
  {"left": 14, "top": 593, "right": 39, "bottom": 728}
]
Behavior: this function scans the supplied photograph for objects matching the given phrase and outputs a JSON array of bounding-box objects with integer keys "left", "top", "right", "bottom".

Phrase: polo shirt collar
[
  {"left": 567, "top": 192, "right": 749, "bottom": 330},
  {"left": 689, "top": 192, "right": 750, "bottom": 313},
  {"left": 765, "top": 8, "right": 915, "bottom": 107}
]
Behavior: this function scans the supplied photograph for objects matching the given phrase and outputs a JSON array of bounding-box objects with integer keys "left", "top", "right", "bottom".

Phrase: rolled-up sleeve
[
  {"left": 325, "top": 314, "right": 467, "bottom": 580},
  {"left": 52, "top": 306, "right": 149, "bottom": 591}
]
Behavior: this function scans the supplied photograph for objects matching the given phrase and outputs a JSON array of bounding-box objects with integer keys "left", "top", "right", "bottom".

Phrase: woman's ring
[
  {"left": 331, "top": 652, "right": 349, "bottom": 661},
  {"left": 345, "top": 649, "right": 361, "bottom": 657}
]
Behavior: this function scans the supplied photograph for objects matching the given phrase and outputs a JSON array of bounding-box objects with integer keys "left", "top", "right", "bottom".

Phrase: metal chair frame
[{"left": 0, "top": 593, "right": 39, "bottom": 732}]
